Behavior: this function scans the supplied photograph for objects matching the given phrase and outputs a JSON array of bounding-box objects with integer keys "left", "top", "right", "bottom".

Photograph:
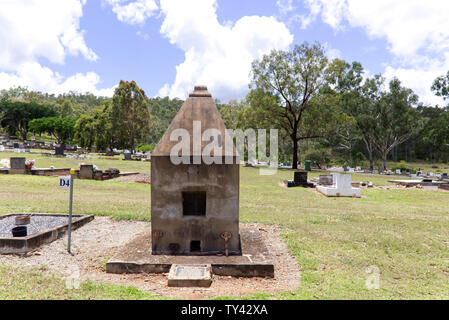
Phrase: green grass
[
  {"left": 0, "top": 174, "right": 150, "bottom": 221},
  {"left": 0, "top": 265, "right": 167, "bottom": 300},
  {"left": 1, "top": 150, "right": 150, "bottom": 173},
  {"left": 1, "top": 158, "right": 449, "bottom": 299}
]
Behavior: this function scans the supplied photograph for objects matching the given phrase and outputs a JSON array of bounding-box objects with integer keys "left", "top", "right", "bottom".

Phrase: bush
[
  {"left": 353, "top": 151, "right": 367, "bottom": 167},
  {"left": 301, "top": 148, "right": 332, "bottom": 166},
  {"left": 137, "top": 144, "right": 153, "bottom": 152}
]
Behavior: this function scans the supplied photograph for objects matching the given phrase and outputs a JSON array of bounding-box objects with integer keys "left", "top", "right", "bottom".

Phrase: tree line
[
  {"left": 0, "top": 81, "right": 181, "bottom": 154},
  {"left": 220, "top": 42, "right": 449, "bottom": 170},
  {"left": 0, "top": 41, "right": 448, "bottom": 169}
]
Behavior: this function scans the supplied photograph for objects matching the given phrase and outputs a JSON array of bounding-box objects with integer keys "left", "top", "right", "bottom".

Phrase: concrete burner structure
[{"left": 151, "top": 85, "right": 240, "bottom": 256}]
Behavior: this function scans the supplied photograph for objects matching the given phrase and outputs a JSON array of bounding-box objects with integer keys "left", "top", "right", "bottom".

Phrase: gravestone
[
  {"left": 79, "top": 164, "right": 94, "bottom": 179},
  {"left": 319, "top": 174, "right": 333, "bottom": 186},
  {"left": 286, "top": 170, "right": 314, "bottom": 188},
  {"left": 55, "top": 144, "right": 65, "bottom": 156},
  {"left": 10, "top": 157, "right": 25, "bottom": 169},
  {"left": 123, "top": 152, "right": 131, "bottom": 160},
  {"left": 10, "top": 157, "right": 26, "bottom": 174},
  {"left": 316, "top": 173, "right": 361, "bottom": 198},
  {"left": 294, "top": 171, "right": 308, "bottom": 185}
]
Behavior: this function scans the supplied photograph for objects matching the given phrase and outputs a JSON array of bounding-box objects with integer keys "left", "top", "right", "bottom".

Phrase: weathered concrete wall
[{"left": 151, "top": 156, "right": 240, "bottom": 255}]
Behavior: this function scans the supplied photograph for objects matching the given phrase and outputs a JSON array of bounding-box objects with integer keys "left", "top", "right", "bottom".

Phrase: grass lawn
[
  {"left": 0, "top": 265, "right": 167, "bottom": 300},
  {"left": 0, "top": 155, "right": 448, "bottom": 299},
  {"left": 0, "top": 150, "right": 151, "bottom": 173}
]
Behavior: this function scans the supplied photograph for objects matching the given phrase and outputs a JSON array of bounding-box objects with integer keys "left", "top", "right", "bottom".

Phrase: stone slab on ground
[
  {"left": 106, "top": 228, "right": 274, "bottom": 277},
  {"left": 0, "top": 213, "right": 94, "bottom": 254},
  {"left": 388, "top": 179, "right": 444, "bottom": 186},
  {"left": 168, "top": 264, "right": 212, "bottom": 287}
]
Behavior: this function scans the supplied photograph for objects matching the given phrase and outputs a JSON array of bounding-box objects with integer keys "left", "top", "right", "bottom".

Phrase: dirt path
[{"left": 109, "top": 173, "right": 150, "bottom": 184}]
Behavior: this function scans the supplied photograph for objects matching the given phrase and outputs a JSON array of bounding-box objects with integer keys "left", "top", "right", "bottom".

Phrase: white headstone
[{"left": 316, "top": 173, "right": 361, "bottom": 198}]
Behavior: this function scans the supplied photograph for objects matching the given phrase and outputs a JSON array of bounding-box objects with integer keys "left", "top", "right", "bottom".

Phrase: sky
[{"left": 0, "top": 0, "right": 448, "bottom": 106}]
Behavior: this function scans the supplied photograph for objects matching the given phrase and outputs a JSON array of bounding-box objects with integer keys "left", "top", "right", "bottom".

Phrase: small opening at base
[{"left": 190, "top": 240, "right": 201, "bottom": 252}]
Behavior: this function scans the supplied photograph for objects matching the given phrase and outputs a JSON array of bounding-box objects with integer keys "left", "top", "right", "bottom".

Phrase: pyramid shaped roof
[{"left": 152, "top": 85, "right": 237, "bottom": 157}]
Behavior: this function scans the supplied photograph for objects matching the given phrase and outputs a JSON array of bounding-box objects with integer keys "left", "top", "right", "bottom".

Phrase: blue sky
[{"left": 0, "top": 0, "right": 447, "bottom": 105}]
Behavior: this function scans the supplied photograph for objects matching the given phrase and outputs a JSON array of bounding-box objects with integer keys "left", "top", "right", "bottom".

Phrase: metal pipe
[{"left": 220, "top": 232, "right": 232, "bottom": 257}]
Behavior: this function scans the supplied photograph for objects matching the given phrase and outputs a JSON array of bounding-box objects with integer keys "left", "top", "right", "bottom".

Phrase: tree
[
  {"left": 0, "top": 100, "right": 56, "bottom": 140},
  {"left": 373, "top": 78, "right": 423, "bottom": 170},
  {"left": 74, "top": 114, "right": 96, "bottom": 148},
  {"left": 330, "top": 60, "right": 380, "bottom": 170},
  {"left": 110, "top": 80, "right": 151, "bottom": 153},
  {"left": 93, "top": 101, "right": 115, "bottom": 151},
  {"left": 432, "top": 70, "right": 449, "bottom": 104},
  {"left": 29, "top": 117, "right": 75, "bottom": 143},
  {"left": 147, "top": 97, "right": 183, "bottom": 146},
  {"left": 323, "top": 112, "right": 360, "bottom": 167},
  {"left": 416, "top": 106, "right": 449, "bottom": 162},
  {"left": 250, "top": 42, "right": 331, "bottom": 169}
]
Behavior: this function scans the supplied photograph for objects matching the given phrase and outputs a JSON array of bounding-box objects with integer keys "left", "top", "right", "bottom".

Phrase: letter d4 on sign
[{"left": 59, "top": 177, "right": 71, "bottom": 188}]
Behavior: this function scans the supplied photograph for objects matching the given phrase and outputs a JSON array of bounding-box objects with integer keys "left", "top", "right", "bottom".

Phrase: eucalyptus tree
[
  {"left": 372, "top": 77, "right": 423, "bottom": 170},
  {"left": 249, "top": 42, "right": 331, "bottom": 169},
  {"left": 110, "top": 80, "right": 151, "bottom": 153}
]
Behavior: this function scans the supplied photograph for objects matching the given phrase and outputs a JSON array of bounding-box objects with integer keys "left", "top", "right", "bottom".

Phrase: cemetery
[
  {"left": 1, "top": 2, "right": 449, "bottom": 303},
  {"left": 0, "top": 82, "right": 447, "bottom": 300}
]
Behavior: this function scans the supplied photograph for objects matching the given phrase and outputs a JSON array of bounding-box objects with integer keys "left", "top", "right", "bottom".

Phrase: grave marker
[{"left": 316, "top": 173, "right": 361, "bottom": 198}]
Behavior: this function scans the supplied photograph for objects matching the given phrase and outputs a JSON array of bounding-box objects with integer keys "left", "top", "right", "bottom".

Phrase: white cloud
[
  {"left": 157, "top": 0, "right": 294, "bottom": 101},
  {"left": 105, "top": 0, "right": 158, "bottom": 25},
  {"left": 0, "top": 0, "right": 97, "bottom": 70},
  {"left": 0, "top": 0, "right": 114, "bottom": 96},
  {"left": 384, "top": 54, "right": 449, "bottom": 107},
  {"left": 0, "top": 62, "right": 115, "bottom": 97},
  {"left": 301, "top": 0, "right": 449, "bottom": 105},
  {"left": 276, "top": 0, "right": 296, "bottom": 15}
]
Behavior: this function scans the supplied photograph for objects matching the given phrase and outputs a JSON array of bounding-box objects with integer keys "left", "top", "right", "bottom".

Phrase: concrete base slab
[
  {"left": 167, "top": 264, "right": 212, "bottom": 287},
  {"left": 0, "top": 213, "right": 94, "bottom": 254},
  {"left": 106, "top": 228, "right": 274, "bottom": 277},
  {"left": 9, "top": 169, "right": 27, "bottom": 175},
  {"left": 316, "top": 185, "right": 361, "bottom": 197}
]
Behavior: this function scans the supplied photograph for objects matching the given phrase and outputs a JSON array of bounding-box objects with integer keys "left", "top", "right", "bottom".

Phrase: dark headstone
[
  {"left": 288, "top": 170, "right": 314, "bottom": 188},
  {"left": 319, "top": 174, "right": 333, "bottom": 186},
  {"left": 10, "top": 157, "right": 26, "bottom": 170},
  {"left": 294, "top": 171, "right": 308, "bottom": 185},
  {"left": 13, "top": 143, "right": 19, "bottom": 148},
  {"left": 124, "top": 152, "right": 131, "bottom": 160},
  {"left": 55, "top": 144, "right": 65, "bottom": 156}
]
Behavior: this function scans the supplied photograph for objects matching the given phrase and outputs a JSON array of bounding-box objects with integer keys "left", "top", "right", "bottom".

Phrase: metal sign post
[
  {"left": 59, "top": 169, "right": 75, "bottom": 254},
  {"left": 67, "top": 169, "right": 74, "bottom": 254}
]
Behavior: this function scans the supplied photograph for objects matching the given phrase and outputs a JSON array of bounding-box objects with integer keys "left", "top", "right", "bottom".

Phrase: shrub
[
  {"left": 138, "top": 144, "right": 153, "bottom": 152},
  {"left": 301, "top": 148, "right": 332, "bottom": 167}
]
